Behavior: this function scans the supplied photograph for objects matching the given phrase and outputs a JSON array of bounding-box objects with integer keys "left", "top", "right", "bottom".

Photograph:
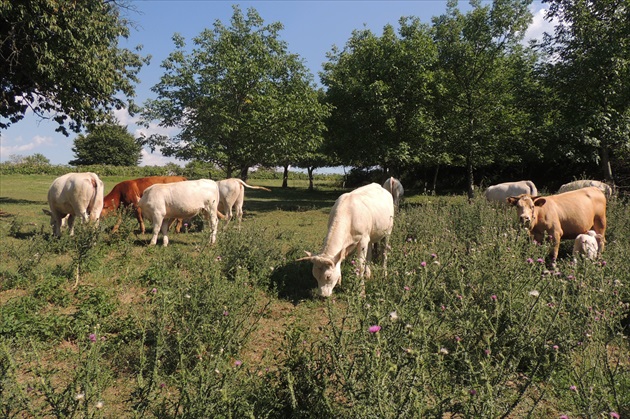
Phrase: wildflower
[
  {"left": 570, "top": 385, "right": 577, "bottom": 392},
  {"left": 431, "top": 253, "right": 437, "bottom": 259},
  {"left": 469, "top": 389, "right": 477, "bottom": 396},
  {"left": 601, "top": 261, "right": 607, "bottom": 267},
  {"left": 368, "top": 325, "right": 381, "bottom": 333},
  {"left": 151, "top": 287, "right": 157, "bottom": 294},
  {"left": 537, "top": 258, "right": 544, "bottom": 263},
  {"left": 88, "top": 333, "right": 97, "bottom": 343},
  {"left": 491, "top": 294, "right": 497, "bottom": 301},
  {"left": 528, "top": 290, "right": 540, "bottom": 297},
  {"left": 75, "top": 393, "right": 85, "bottom": 401},
  {"left": 441, "top": 304, "right": 446, "bottom": 311},
  {"left": 553, "top": 345, "right": 559, "bottom": 351},
  {"left": 484, "top": 349, "right": 491, "bottom": 356},
  {"left": 439, "top": 347, "right": 449, "bottom": 355},
  {"left": 223, "top": 310, "right": 229, "bottom": 316},
  {"left": 389, "top": 311, "right": 398, "bottom": 321},
  {"left": 95, "top": 401, "right": 104, "bottom": 409},
  {"left": 216, "top": 256, "right": 222, "bottom": 261},
  {"left": 185, "top": 293, "right": 191, "bottom": 299},
  {"left": 560, "top": 415, "right": 569, "bottom": 419},
  {"left": 234, "top": 360, "right": 242, "bottom": 367},
  {"left": 404, "top": 286, "right": 410, "bottom": 291},
  {"left": 454, "top": 336, "right": 462, "bottom": 343},
  {"left": 610, "top": 412, "right": 620, "bottom": 419},
  {"left": 456, "top": 294, "right": 463, "bottom": 300},
  {"left": 160, "top": 383, "right": 166, "bottom": 389},
  {"left": 527, "top": 258, "right": 534, "bottom": 264},
  {"left": 351, "top": 260, "right": 356, "bottom": 265},
  {"left": 420, "top": 261, "right": 427, "bottom": 267},
  {"left": 567, "top": 275, "right": 575, "bottom": 280},
  {"left": 406, "top": 237, "right": 413, "bottom": 242}
]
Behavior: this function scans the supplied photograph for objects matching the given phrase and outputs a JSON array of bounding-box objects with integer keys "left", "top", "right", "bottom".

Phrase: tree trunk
[
  {"left": 239, "top": 166, "right": 248, "bottom": 181},
  {"left": 225, "top": 163, "right": 233, "bottom": 179},
  {"left": 307, "top": 166, "right": 315, "bottom": 191},
  {"left": 432, "top": 165, "right": 439, "bottom": 196},
  {"left": 466, "top": 155, "right": 475, "bottom": 200},
  {"left": 282, "top": 164, "right": 289, "bottom": 188},
  {"left": 601, "top": 145, "right": 614, "bottom": 184}
]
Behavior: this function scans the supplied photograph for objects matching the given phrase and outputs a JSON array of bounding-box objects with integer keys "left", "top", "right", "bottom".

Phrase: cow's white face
[{"left": 312, "top": 260, "right": 342, "bottom": 297}]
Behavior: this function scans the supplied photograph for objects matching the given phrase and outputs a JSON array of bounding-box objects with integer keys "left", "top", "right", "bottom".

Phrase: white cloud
[
  {"left": 140, "top": 148, "right": 182, "bottom": 167},
  {"left": 524, "top": 6, "right": 558, "bottom": 44},
  {"left": 0, "top": 135, "right": 54, "bottom": 159}
]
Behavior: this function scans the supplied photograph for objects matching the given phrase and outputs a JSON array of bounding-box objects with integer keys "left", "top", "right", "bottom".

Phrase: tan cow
[
  {"left": 47, "top": 172, "right": 104, "bottom": 236},
  {"left": 298, "top": 183, "right": 394, "bottom": 297},
  {"left": 507, "top": 186, "right": 607, "bottom": 260},
  {"left": 217, "top": 178, "right": 271, "bottom": 227}
]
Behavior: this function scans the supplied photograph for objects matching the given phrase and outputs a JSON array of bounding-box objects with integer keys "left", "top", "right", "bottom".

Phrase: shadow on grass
[
  {"left": 269, "top": 259, "right": 317, "bottom": 305},
  {"left": 240, "top": 187, "right": 342, "bottom": 214},
  {"left": 0, "top": 197, "right": 48, "bottom": 206}
]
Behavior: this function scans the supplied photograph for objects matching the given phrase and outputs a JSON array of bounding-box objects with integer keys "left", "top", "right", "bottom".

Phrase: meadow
[{"left": 1, "top": 174, "right": 629, "bottom": 418}]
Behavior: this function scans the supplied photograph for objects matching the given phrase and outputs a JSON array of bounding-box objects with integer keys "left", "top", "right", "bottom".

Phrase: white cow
[
  {"left": 573, "top": 230, "right": 604, "bottom": 261},
  {"left": 217, "top": 178, "right": 271, "bottom": 227},
  {"left": 138, "top": 179, "right": 220, "bottom": 246},
  {"left": 47, "top": 172, "right": 104, "bottom": 236},
  {"left": 298, "top": 183, "right": 394, "bottom": 297},
  {"left": 382, "top": 177, "right": 404, "bottom": 207},
  {"left": 558, "top": 180, "right": 613, "bottom": 198},
  {"left": 485, "top": 180, "right": 538, "bottom": 203}
]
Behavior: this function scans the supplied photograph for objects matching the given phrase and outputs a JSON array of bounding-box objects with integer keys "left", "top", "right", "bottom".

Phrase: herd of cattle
[{"left": 44, "top": 173, "right": 609, "bottom": 296}]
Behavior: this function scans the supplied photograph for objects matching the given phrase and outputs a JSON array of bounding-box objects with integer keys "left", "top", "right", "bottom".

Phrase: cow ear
[
  {"left": 42, "top": 208, "right": 52, "bottom": 216},
  {"left": 506, "top": 197, "right": 518, "bottom": 206},
  {"left": 533, "top": 197, "right": 546, "bottom": 207}
]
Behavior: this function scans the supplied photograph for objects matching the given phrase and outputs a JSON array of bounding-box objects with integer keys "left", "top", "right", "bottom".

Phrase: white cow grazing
[
  {"left": 217, "top": 178, "right": 271, "bottom": 227},
  {"left": 485, "top": 180, "right": 538, "bottom": 203},
  {"left": 298, "top": 183, "right": 394, "bottom": 297},
  {"left": 47, "top": 172, "right": 104, "bottom": 236},
  {"left": 382, "top": 177, "right": 404, "bottom": 207},
  {"left": 573, "top": 230, "right": 604, "bottom": 261},
  {"left": 558, "top": 180, "right": 613, "bottom": 198},
  {"left": 138, "top": 179, "right": 220, "bottom": 246}
]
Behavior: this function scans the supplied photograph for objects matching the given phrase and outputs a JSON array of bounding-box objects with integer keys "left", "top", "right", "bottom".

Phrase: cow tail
[{"left": 89, "top": 175, "right": 105, "bottom": 221}]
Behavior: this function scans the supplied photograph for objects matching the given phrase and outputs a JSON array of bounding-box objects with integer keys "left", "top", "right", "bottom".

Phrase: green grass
[{"left": 1, "top": 174, "right": 629, "bottom": 418}]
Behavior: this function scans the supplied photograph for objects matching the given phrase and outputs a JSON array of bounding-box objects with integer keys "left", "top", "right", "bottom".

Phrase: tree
[
  {"left": 7, "top": 153, "right": 50, "bottom": 165},
  {"left": 1, "top": 0, "right": 148, "bottom": 135},
  {"left": 540, "top": 0, "right": 630, "bottom": 184},
  {"left": 70, "top": 123, "right": 142, "bottom": 166},
  {"left": 141, "top": 6, "right": 328, "bottom": 180},
  {"left": 321, "top": 18, "right": 437, "bottom": 173},
  {"left": 431, "top": 0, "right": 533, "bottom": 199}
]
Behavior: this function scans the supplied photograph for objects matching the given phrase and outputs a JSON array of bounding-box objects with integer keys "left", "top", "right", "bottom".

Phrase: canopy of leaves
[
  {"left": 321, "top": 18, "right": 437, "bottom": 172},
  {"left": 0, "top": 0, "right": 148, "bottom": 135},
  {"left": 141, "top": 5, "right": 329, "bottom": 178},
  {"left": 70, "top": 123, "right": 142, "bottom": 166}
]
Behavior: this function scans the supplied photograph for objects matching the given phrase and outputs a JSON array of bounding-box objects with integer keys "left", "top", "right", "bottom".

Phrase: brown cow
[
  {"left": 101, "top": 176, "right": 187, "bottom": 233},
  {"left": 507, "top": 186, "right": 607, "bottom": 261}
]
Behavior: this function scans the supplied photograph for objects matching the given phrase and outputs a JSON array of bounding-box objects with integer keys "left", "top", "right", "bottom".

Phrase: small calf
[{"left": 573, "top": 230, "right": 604, "bottom": 261}]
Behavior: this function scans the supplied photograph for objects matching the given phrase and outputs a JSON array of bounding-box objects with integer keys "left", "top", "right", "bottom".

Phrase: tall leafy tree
[
  {"left": 540, "top": 0, "right": 630, "bottom": 183},
  {"left": 431, "top": 0, "right": 533, "bottom": 199},
  {"left": 70, "top": 123, "right": 142, "bottom": 166},
  {"left": 141, "top": 6, "right": 327, "bottom": 180},
  {"left": 321, "top": 18, "right": 437, "bottom": 174},
  {"left": 1, "top": 0, "right": 148, "bottom": 135}
]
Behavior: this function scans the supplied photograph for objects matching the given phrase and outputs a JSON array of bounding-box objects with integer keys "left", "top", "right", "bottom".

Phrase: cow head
[
  {"left": 100, "top": 198, "right": 117, "bottom": 217},
  {"left": 297, "top": 250, "right": 345, "bottom": 297},
  {"left": 507, "top": 195, "right": 546, "bottom": 227}
]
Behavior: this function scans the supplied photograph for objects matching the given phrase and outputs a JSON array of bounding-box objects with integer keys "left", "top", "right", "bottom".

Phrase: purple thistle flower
[
  {"left": 431, "top": 253, "right": 437, "bottom": 259},
  {"left": 89, "top": 333, "right": 97, "bottom": 343},
  {"left": 560, "top": 416, "right": 569, "bottom": 419},
  {"left": 537, "top": 258, "right": 545, "bottom": 264},
  {"left": 570, "top": 385, "right": 577, "bottom": 392},
  {"left": 368, "top": 325, "right": 381, "bottom": 333},
  {"left": 526, "top": 258, "right": 534, "bottom": 264},
  {"left": 420, "top": 261, "right": 427, "bottom": 267},
  {"left": 610, "top": 412, "right": 620, "bottom": 419},
  {"left": 234, "top": 360, "right": 242, "bottom": 366},
  {"left": 469, "top": 389, "right": 477, "bottom": 396},
  {"left": 491, "top": 294, "right": 497, "bottom": 301},
  {"left": 223, "top": 310, "right": 229, "bottom": 316},
  {"left": 404, "top": 286, "right": 410, "bottom": 291},
  {"left": 151, "top": 287, "right": 157, "bottom": 294}
]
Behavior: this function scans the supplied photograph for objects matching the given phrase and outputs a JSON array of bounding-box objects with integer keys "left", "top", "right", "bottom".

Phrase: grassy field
[{"left": 1, "top": 174, "right": 629, "bottom": 418}]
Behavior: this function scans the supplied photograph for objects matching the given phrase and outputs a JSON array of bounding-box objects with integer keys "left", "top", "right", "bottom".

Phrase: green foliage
[
  {"left": 142, "top": 5, "right": 329, "bottom": 178},
  {"left": 70, "top": 123, "right": 143, "bottom": 166},
  {"left": 0, "top": 0, "right": 148, "bottom": 135}
]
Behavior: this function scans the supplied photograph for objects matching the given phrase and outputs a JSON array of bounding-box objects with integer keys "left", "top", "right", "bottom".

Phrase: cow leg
[
  {"left": 235, "top": 193, "right": 244, "bottom": 229},
  {"left": 67, "top": 215, "right": 77, "bottom": 236},
  {"left": 593, "top": 214, "right": 606, "bottom": 254},
  {"left": 160, "top": 219, "right": 171, "bottom": 246},
  {"left": 204, "top": 208, "right": 218, "bottom": 245},
  {"left": 135, "top": 207, "right": 146, "bottom": 234},
  {"left": 149, "top": 215, "right": 163, "bottom": 245},
  {"left": 357, "top": 236, "right": 372, "bottom": 278},
  {"left": 550, "top": 230, "right": 562, "bottom": 261}
]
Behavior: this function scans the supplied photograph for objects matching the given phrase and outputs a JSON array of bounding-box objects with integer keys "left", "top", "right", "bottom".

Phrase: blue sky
[{"left": 0, "top": 1, "right": 554, "bottom": 167}]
